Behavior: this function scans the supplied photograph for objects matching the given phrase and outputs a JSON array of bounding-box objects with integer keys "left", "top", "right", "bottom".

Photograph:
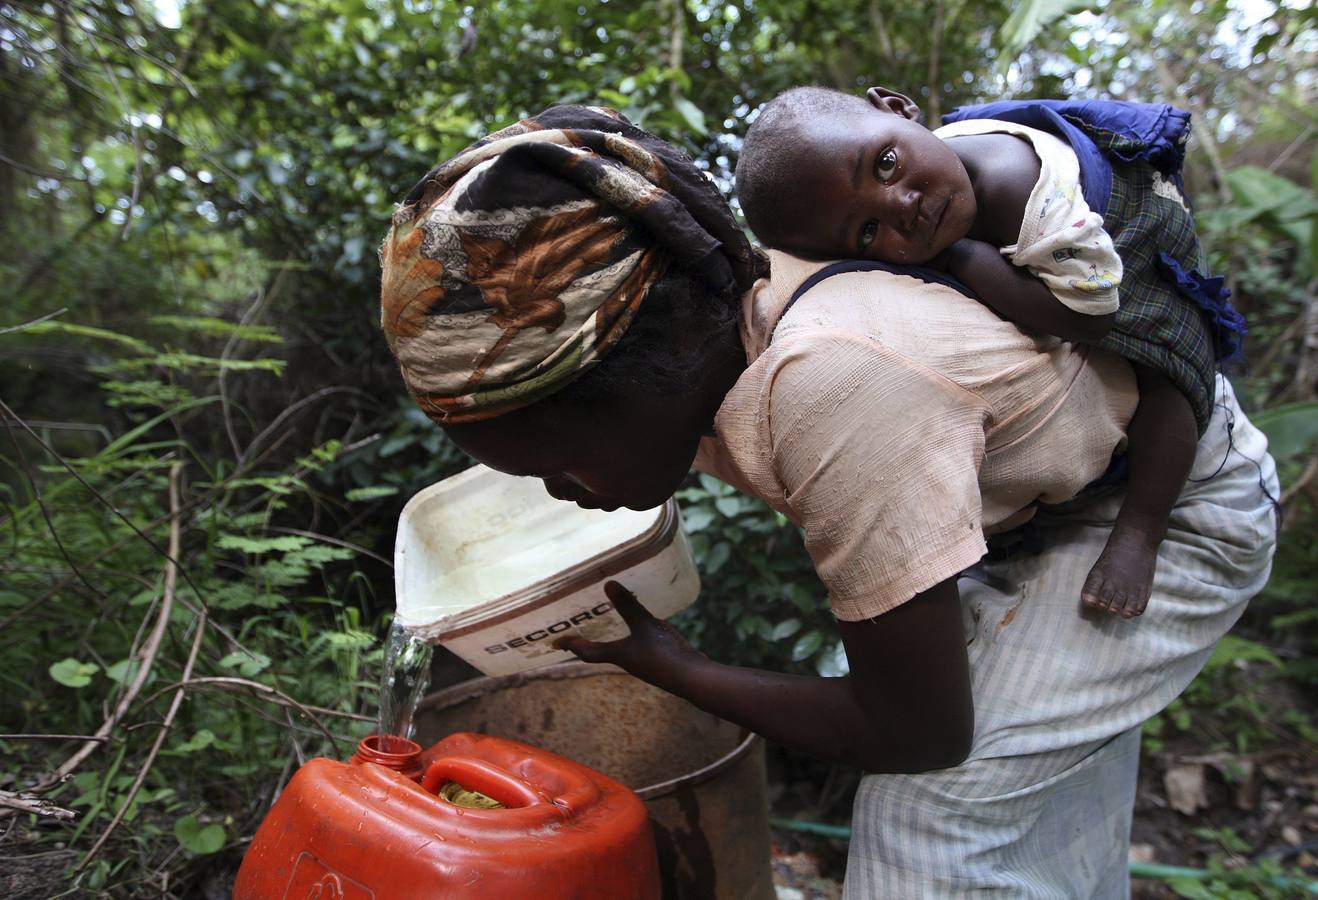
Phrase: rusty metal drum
[{"left": 412, "top": 662, "right": 775, "bottom": 900}]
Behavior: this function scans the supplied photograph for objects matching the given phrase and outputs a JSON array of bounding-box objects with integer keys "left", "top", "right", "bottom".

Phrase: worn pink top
[{"left": 694, "top": 250, "right": 1139, "bottom": 621}]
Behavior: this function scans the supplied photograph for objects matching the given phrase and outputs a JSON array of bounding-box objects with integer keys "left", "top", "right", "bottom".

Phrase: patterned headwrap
[{"left": 379, "top": 105, "right": 760, "bottom": 424}]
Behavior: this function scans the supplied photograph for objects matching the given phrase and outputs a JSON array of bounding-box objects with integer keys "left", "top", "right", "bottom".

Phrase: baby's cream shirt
[
  {"left": 934, "top": 118, "right": 1123, "bottom": 316},
  {"left": 694, "top": 250, "right": 1138, "bottom": 621}
]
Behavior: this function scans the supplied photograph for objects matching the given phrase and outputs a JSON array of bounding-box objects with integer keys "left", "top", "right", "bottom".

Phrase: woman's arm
[
  {"left": 938, "top": 238, "right": 1115, "bottom": 344},
  {"left": 557, "top": 577, "right": 973, "bottom": 774}
]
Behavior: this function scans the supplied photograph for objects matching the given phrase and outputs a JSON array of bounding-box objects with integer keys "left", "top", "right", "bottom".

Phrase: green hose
[{"left": 769, "top": 819, "right": 1318, "bottom": 894}]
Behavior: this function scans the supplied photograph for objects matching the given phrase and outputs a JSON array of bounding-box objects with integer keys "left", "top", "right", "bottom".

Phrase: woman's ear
[{"left": 866, "top": 87, "right": 922, "bottom": 123}]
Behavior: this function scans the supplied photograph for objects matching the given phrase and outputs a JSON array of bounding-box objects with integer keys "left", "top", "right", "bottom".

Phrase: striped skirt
[{"left": 844, "top": 376, "right": 1279, "bottom": 898}]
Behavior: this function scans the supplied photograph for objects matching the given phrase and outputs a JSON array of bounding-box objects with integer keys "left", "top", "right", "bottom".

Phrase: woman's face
[{"left": 444, "top": 389, "right": 712, "bottom": 512}]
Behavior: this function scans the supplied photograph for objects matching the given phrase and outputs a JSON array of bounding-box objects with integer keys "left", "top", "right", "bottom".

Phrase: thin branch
[
  {"left": 0, "top": 151, "right": 81, "bottom": 180},
  {"left": 0, "top": 734, "right": 108, "bottom": 742},
  {"left": 76, "top": 609, "right": 207, "bottom": 871},
  {"left": 0, "top": 434, "right": 286, "bottom": 642},
  {"left": 268, "top": 526, "right": 392, "bottom": 568},
  {"left": 152, "top": 676, "right": 366, "bottom": 739},
  {"left": 240, "top": 386, "right": 375, "bottom": 469},
  {"left": 1280, "top": 456, "right": 1317, "bottom": 508},
  {"left": 925, "top": 0, "right": 945, "bottom": 125},
  {"left": 1251, "top": 304, "right": 1309, "bottom": 377},
  {"left": 0, "top": 396, "right": 211, "bottom": 607},
  {"left": 284, "top": 709, "right": 307, "bottom": 768},
  {"left": 1268, "top": 124, "right": 1315, "bottom": 174},
  {"left": 74, "top": 24, "right": 199, "bottom": 100},
  {"left": 866, "top": 0, "right": 895, "bottom": 58},
  {"left": 76, "top": 20, "right": 143, "bottom": 242},
  {"left": 3, "top": 405, "right": 109, "bottom": 604},
  {"left": 44, "top": 463, "right": 184, "bottom": 788}
]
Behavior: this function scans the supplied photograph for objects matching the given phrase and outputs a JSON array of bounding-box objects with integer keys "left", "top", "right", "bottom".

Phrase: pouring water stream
[{"left": 376, "top": 619, "right": 434, "bottom": 740}]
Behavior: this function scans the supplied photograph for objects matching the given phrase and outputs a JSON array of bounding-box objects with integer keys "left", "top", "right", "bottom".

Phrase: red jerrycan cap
[{"left": 350, "top": 734, "right": 425, "bottom": 781}]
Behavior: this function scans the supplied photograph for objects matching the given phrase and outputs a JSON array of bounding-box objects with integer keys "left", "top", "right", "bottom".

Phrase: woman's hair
[{"left": 546, "top": 266, "right": 743, "bottom": 409}]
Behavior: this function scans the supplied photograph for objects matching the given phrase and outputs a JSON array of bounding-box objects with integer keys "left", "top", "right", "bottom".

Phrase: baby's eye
[
  {"left": 874, "top": 148, "right": 898, "bottom": 182},
  {"left": 859, "top": 221, "right": 879, "bottom": 251}
]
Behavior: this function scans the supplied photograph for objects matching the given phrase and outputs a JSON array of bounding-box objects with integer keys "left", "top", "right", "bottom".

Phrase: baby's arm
[
  {"left": 1082, "top": 364, "right": 1197, "bottom": 617},
  {"left": 937, "top": 238, "right": 1115, "bottom": 344}
]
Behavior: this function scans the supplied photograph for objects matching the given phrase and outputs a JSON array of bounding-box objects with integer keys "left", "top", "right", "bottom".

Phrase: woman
[{"left": 379, "top": 105, "right": 1278, "bottom": 897}]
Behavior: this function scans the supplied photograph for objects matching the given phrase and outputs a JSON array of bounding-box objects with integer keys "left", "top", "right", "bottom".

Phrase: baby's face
[{"left": 774, "top": 108, "right": 977, "bottom": 264}]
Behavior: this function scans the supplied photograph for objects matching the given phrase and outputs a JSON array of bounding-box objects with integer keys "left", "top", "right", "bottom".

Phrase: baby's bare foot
[{"left": 1081, "top": 530, "right": 1158, "bottom": 619}]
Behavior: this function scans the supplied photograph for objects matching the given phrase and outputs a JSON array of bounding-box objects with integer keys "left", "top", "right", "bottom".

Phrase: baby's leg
[{"left": 1082, "top": 365, "right": 1197, "bottom": 618}]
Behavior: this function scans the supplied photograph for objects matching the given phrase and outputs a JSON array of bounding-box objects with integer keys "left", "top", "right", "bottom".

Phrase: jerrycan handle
[{"left": 421, "top": 756, "right": 550, "bottom": 809}]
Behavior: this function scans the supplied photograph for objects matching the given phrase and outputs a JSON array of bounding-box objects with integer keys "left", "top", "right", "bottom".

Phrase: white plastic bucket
[{"left": 394, "top": 465, "right": 700, "bottom": 676}]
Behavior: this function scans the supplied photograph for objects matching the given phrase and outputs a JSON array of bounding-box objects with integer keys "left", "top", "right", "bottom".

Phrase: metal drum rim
[{"left": 413, "top": 661, "right": 759, "bottom": 802}]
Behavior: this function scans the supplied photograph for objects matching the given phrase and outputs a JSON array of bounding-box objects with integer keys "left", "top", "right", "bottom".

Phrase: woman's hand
[
  {"left": 554, "top": 581, "right": 705, "bottom": 686},
  {"left": 560, "top": 577, "right": 973, "bottom": 773}
]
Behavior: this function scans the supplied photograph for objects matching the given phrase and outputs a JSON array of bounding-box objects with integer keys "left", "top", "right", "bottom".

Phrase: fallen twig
[{"left": 0, "top": 789, "right": 78, "bottom": 821}]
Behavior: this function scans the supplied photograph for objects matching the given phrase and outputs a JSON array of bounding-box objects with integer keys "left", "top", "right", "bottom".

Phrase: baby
[{"left": 736, "top": 85, "right": 1212, "bottom": 619}]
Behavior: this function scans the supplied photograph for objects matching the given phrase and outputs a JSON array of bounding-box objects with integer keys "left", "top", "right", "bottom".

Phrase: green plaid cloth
[{"left": 1096, "top": 161, "right": 1218, "bottom": 433}]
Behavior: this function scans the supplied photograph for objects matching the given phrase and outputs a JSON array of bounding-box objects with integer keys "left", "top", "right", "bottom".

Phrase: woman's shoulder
[{"left": 756, "top": 250, "right": 1052, "bottom": 388}]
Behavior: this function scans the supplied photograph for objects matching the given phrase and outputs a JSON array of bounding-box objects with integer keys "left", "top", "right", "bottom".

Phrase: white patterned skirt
[{"left": 844, "top": 376, "right": 1279, "bottom": 898}]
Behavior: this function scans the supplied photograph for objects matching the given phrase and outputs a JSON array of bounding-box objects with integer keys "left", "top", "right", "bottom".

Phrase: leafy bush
[{"left": 672, "top": 474, "right": 847, "bottom": 676}]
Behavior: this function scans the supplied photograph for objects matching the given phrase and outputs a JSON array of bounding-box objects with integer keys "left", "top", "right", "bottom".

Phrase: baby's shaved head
[{"left": 736, "top": 86, "right": 872, "bottom": 247}]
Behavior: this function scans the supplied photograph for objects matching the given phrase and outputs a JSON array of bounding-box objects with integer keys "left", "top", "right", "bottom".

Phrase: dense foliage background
[{"left": 0, "top": 0, "right": 1314, "bottom": 895}]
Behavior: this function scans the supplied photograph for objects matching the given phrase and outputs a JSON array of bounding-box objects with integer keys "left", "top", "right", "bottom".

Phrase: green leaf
[
  {"left": 681, "top": 507, "right": 715, "bottom": 532},
  {"left": 770, "top": 618, "right": 802, "bottom": 641},
  {"left": 0, "top": 590, "right": 26, "bottom": 608},
  {"left": 1226, "top": 166, "right": 1314, "bottom": 218},
  {"left": 211, "top": 583, "right": 284, "bottom": 610},
  {"left": 106, "top": 658, "right": 142, "bottom": 685},
  {"left": 1251, "top": 401, "right": 1318, "bottom": 461},
  {"left": 50, "top": 658, "right": 99, "bottom": 688},
  {"left": 174, "top": 814, "right": 225, "bottom": 854},
  {"left": 219, "top": 650, "right": 271, "bottom": 676},
  {"left": 697, "top": 473, "right": 731, "bottom": 496},
  {"left": 705, "top": 541, "right": 732, "bottom": 574},
  {"left": 216, "top": 534, "right": 311, "bottom": 554},
  {"left": 147, "top": 316, "right": 282, "bottom": 343},
  {"left": 174, "top": 729, "right": 217, "bottom": 754},
  {"left": 1166, "top": 876, "right": 1212, "bottom": 900},
  {"left": 714, "top": 496, "right": 741, "bottom": 518},
  {"left": 378, "top": 435, "right": 415, "bottom": 457},
  {"left": 345, "top": 485, "right": 399, "bottom": 502},
  {"left": 1311, "top": 216, "right": 1317, "bottom": 279},
  {"left": 791, "top": 629, "right": 824, "bottom": 662},
  {"left": 673, "top": 96, "right": 707, "bottom": 137},
  {"left": 23, "top": 321, "right": 154, "bottom": 355},
  {"left": 997, "top": 0, "right": 1093, "bottom": 62},
  {"left": 1205, "top": 634, "right": 1282, "bottom": 671}
]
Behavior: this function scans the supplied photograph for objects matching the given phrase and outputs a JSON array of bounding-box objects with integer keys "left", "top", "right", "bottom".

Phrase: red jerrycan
[{"left": 234, "top": 732, "right": 660, "bottom": 899}]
